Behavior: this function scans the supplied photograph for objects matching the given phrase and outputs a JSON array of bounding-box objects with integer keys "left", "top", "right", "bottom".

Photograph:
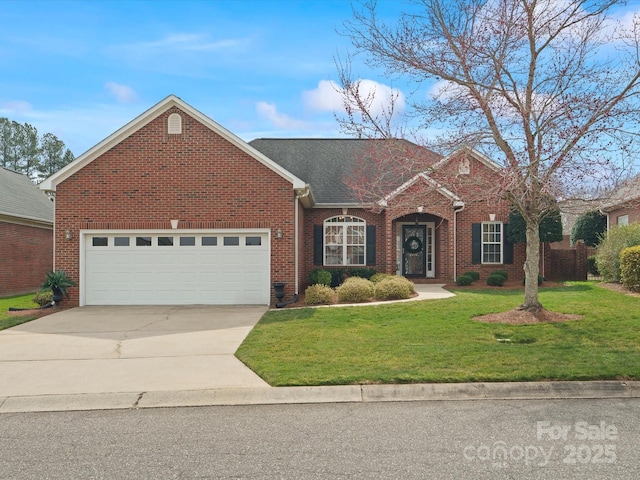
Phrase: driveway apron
[{"left": 0, "top": 306, "right": 269, "bottom": 397}]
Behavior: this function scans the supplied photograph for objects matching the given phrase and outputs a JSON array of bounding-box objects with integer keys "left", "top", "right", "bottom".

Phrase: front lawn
[
  {"left": 0, "top": 293, "right": 40, "bottom": 331},
  {"left": 235, "top": 282, "right": 640, "bottom": 386}
]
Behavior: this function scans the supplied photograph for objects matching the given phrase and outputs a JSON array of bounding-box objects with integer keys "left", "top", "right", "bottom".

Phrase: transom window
[
  {"left": 324, "top": 216, "right": 366, "bottom": 266},
  {"left": 482, "top": 222, "right": 502, "bottom": 264}
]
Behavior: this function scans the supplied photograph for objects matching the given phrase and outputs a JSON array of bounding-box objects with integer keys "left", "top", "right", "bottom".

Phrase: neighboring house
[
  {"left": 603, "top": 174, "right": 640, "bottom": 227},
  {"left": 0, "top": 167, "right": 53, "bottom": 296},
  {"left": 40, "top": 95, "right": 524, "bottom": 306}
]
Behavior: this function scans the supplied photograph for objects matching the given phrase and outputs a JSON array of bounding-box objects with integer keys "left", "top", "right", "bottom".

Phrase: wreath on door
[{"left": 404, "top": 236, "right": 423, "bottom": 254}]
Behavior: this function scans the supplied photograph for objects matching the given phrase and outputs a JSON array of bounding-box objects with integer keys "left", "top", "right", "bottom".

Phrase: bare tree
[{"left": 339, "top": 0, "right": 640, "bottom": 310}]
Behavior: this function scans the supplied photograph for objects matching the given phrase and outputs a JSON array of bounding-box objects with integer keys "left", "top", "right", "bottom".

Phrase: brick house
[
  {"left": 0, "top": 167, "right": 53, "bottom": 296},
  {"left": 603, "top": 174, "right": 640, "bottom": 227},
  {"left": 40, "top": 95, "right": 524, "bottom": 306}
]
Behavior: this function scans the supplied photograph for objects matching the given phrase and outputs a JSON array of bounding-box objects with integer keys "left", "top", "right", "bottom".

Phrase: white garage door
[{"left": 83, "top": 231, "right": 270, "bottom": 305}]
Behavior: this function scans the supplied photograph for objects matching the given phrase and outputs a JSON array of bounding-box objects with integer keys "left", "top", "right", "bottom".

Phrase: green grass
[
  {"left": 0, "top": 293, "right": 40, "bottom": 330},
  {"left": 236, "top": 282, "right": 640, "bottom": 386}
]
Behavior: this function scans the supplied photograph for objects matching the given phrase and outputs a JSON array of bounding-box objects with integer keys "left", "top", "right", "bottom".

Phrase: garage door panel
[{"left": 84, "top": 232, "right": 269, "bottom": 305}]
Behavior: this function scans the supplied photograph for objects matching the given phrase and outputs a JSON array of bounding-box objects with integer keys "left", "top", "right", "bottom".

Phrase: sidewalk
[{"left": 1, "top": 381, "right": 638, "bottom": 413}]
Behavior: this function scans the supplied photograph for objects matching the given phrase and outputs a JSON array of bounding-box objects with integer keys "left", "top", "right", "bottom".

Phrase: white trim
[
  {"left": 433, "top": 146, "right": 503, "bottom": 173},
  {"left": 380, "top": 172, "right": 461, "bottom": 208},
  {"left": 0, "top": 214, "right": 53, "bottom": 230},
  {"left": 40, "top": 95, "right": 306, "bottom": 192},
  {"left": 481, "top": 222, "right": 504, "bottom": 264},
  {"left": 396, "top": 222, "right": 435, "bottom": 278}
]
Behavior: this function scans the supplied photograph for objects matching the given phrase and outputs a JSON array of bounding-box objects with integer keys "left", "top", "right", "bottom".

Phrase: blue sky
[
  {"left": 2, "top": 0, "right": 640, "bottom": 158},
  {"left": 1, "top": 0, "right": 407, "bottom": 156}
]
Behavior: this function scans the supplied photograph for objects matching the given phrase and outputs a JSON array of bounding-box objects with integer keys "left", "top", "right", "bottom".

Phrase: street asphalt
[{"left": 1, "top": 284, "right": 638, "bottom": 413}]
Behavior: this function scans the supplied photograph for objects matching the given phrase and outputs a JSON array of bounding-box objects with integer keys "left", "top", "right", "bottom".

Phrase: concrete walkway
[{"left": 2, "top": 285, "right": 637, "bottom": 413}]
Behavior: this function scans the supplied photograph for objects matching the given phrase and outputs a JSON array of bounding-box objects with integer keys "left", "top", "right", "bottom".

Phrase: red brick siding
[
  {"left": 0, "top": 222, "right": 53, "bottom": 296},
  {"left": 54, "top": 107, "right": 296, "bottom": 305},
  {"left": 609, "top": 205, "right": 640, "bottom": 226}
]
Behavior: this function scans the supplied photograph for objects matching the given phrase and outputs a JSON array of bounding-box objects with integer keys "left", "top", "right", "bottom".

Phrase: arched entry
[{"left": 397, "top": 221, "right": 435, "bottom": 278}]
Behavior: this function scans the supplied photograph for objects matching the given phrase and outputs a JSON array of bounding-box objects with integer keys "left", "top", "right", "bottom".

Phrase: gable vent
[{"left": 168, "top": 113, "right": 182, "bottom": 134}]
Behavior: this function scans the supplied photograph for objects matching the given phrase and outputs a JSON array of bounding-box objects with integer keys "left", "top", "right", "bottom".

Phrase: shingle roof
[
  {"left": 603, "top": 173, "right": 640, "bottom": 211},
  {"left": 0, "top": 167, "right": 53, "bottom": 224},
  {"left": 248, "top": 138, "right": 440, "bottom": 204}
]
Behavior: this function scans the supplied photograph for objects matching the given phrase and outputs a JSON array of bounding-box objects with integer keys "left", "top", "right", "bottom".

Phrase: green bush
[
  {"left": 396, "top": 276, "right": 415, "bottom": 293},
  {"left": 463, "top": 271, "right": 480, "bottom": 282},
  {"left": 370, "top": 273, "right": 392, "bottom": 283},
  {"left": 587, "top": 255, "right": 600, "bottom": 276},
  {"left": 456, "top": 275, "right": 474, "bottom": 286},
  {"left": 336, "top": 277, "right": 375, "bottom": 303},
  {"left": 32, "top": 290, "right": 53, "bottom": 307},
  {"left": 487, "top": 274, "right": 506, "bottom": 286},
  {"left": 491, "top": 270, "right": 508, "bottom": 280},
  {"left": 304, "top": 284, "right": 335, "bottom": 305},
  {"left": 571, "top": 210, "right": 607, "bottom": 247},
  {"left": 326, "top": 268, "right": 377, "bottom": 287},
  {"left": 309, "top": 269, "right": 332, "bottom": 287},
  {"left": 595, "top": 224, "right": 640, "bottom": 282},
  {"left": 373, "top": 277, "right": 412, "bottom": 300},
  {"left": 620, "top": 245, "right": 640, "bottom": 292}
]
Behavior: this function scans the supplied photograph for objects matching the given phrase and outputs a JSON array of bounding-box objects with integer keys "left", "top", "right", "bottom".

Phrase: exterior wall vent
[{"left": 168, "top": 113, "right": 182, "bottom": 134}]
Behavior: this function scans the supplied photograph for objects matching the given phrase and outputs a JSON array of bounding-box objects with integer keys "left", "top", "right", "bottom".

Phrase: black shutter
[
  {"left": 472, "top": 223, "right": 482, "bottom": 264},
  {"left": 366, "top": 225, "right": 376, "bottom": 266},
  {"left": 313, "top": 224, "right": 323, "bottom": 265},
  {"left": 503, "top": 223, "right": 514, "bottom": 264}
]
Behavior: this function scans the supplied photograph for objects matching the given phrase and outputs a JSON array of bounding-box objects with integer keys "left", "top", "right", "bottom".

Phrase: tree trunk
[{"left": 522, "top": 219, "right": 543, "bottom": 311}]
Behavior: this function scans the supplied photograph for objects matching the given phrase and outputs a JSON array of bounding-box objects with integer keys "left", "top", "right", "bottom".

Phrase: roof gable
[
  {"left": 0, "top": 167, "right": 53, "bottom": 224},
  {"left": 40, "top": 95, "right": 306, "bottom": 192}
]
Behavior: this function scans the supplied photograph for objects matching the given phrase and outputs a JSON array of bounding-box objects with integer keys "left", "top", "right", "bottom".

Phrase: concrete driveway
[{"left": 0, "top": 306, "right": 269, "bottom": 397}]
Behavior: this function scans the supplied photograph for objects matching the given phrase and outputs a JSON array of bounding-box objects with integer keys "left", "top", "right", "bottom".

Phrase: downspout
[{"left": 453, "top": 201, "right": 465, "bottom": 280}]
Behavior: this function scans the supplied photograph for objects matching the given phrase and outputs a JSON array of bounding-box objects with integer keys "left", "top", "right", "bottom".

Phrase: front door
[{"left": 402, "top": 224, "right": 434, "bottom": 278}]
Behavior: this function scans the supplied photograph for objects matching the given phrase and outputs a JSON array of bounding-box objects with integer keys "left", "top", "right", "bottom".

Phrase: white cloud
[
  {"left": 105, "top": 82, "right": 139, "bottom": 104},
  {"left": 303, "top": 80, "right": 344, "bottom": 112},
  {"left": 255, "top": 101, "right": 308, "bottom": 129},
  {"left": 0, "top": 100, "right": 34, "bottom": 116}
]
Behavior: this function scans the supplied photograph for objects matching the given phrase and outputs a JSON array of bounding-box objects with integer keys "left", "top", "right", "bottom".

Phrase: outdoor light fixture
[
  {"left": 276, "top": 228, "right": 283, "bottom": 239},
  {"left": 65, "top": 230, "right": 72, "bottom": 240}
]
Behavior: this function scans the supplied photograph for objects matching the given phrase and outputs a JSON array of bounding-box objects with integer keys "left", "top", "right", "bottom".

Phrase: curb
[{"left": 1, "top": 381, "right": 638, "bottom": 414}]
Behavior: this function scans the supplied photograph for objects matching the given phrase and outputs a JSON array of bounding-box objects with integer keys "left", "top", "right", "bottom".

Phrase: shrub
[
  {"left": 571, "top": 210, "right": 607, "bottom": 247},
  {"left": 595, "top": 223, "right": 640, "bottom": 282},
  {"left": 587, "top": 255, "right": 600, "bottom": 276},
  {"left": 374, "top": 277, "right": 412, "bottom": 300},
  {"left": 487, "top": 274, "right": 506, "bottom": 286},
  {"left": 395, "top": 276, "right": 415, "bottom": 293},
  {"left": 309, "top": 268, "right": 332, "bottom": 287},
  {"left": 491, "top": 270, "right": 508, "bottom": 280},
  {"left": 463, "top": 271, "right": 480, "bottom": 282},
  {"left": 620, "top": 245, "right": 640, "bottom": 292},
  {"left": 456, "top": 275, "right": 474, "bottom": 286},
  {"left": 32, "top": 290, "right": 53, "bottom": 307},
  {"left": 336, "top": 277, "right": 375, "bottom": 303},
  {"left": 370, "top": 273, "right": 392, "bottom": 283},
  {"left": 304, "top": 284, "right": 335, "bottom": 305}
]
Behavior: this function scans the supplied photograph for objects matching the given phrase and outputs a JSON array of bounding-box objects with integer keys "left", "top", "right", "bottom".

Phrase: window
[
  {"left": 179, "top": 236, "right": 196, "bottom": 246},
  {"left": 224, "top": 236, "right": 240, "bottom": 246},
  {"left": 246, "top": 236, "right": 262, "bottom": 246},
  {"left": 158, "top": 236, "right": 174, "bottom": 246},
  {"left": 114, "top": 237, "right": 130, "bottom": 247},
  {"left": 482, "top": 222, "right": 502, "bottom": 264},
  {"left": 618, "top": 215, "right": 629, "bottom": 226},
  {"left": 92, "top": 237, "right": 108, "bottom": 247},
  {"left": 202, "top": 237, "right": 217, "bottom": 246},
  {"left": 136, "top": 237, "right": 152, "bottom": 246},
  {"left": 324, "top": 216, "right": 365, "bottom": 266}
]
